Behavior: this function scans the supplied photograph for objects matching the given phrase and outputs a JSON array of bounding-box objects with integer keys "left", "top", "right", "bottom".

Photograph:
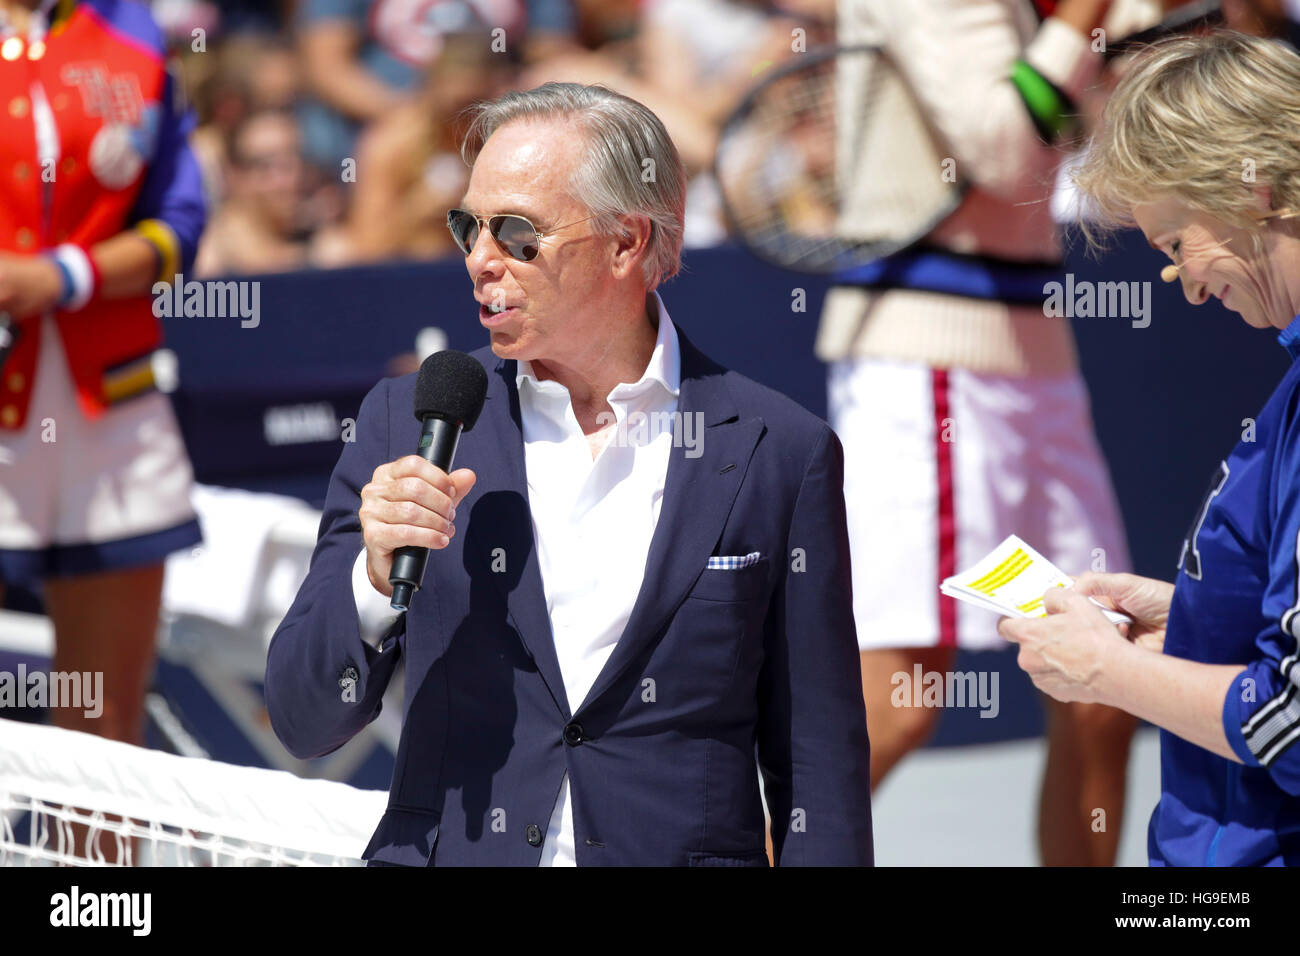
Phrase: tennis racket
[
  {"left": 713, "top": 2, "right": 1224, "bottom": 276},
  {"left": 714, "top": 44, "right": 954, "bottom": 275}
]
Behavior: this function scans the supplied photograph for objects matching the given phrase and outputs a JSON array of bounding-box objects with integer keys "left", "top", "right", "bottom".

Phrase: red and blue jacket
[{"left": 0, "top": 0, "right": 204, "bottom": 430}]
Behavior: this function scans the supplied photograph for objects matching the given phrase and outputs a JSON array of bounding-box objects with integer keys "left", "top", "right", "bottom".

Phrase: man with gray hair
[{"left": 265, "top": 82, "right": 873, "bottom": 866}]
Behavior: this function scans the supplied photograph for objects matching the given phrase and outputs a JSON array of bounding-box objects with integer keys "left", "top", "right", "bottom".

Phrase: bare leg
[
  {"left": 43, "top": 564, "right": 165, "bottom": 863},
  {"left": 1038, "top": 698, "right": 1137, "bottom": 866},
  {"left": 861, "top": 646, "right": 957, "bottom": 789},
  {"left": 44, "top": 564, "right": 163, "bottom": 743}
]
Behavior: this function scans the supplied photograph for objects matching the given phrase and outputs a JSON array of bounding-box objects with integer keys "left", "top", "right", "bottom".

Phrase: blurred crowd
[{"left": 156, "top": 0, "right": 835, "bottom": 277}]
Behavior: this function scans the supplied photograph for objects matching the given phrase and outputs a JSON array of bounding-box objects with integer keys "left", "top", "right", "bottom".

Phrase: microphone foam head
[{"left": 413, "top": 350, "right": 489, "bottom": 431}]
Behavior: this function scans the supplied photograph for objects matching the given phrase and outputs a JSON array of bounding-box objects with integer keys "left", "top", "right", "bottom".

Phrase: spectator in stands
[
  {"left": 187, "top": 33, "right": 302, "bottom": 213},
  {"left": 209, "top": 0, "right": 293, "bottom": 33},
  {"left": 153, "top": 0, "right": 291, "bottom": 37},
  {"left": 295, "top": 0, "right": 577, "bottom": 173},
  {"left": 569, "top": 0, "right": 639, "bottom": 50},
  {"left": 194, "top": 109, "right": 310, "bottom": 276},
  {"left": 313, "top": 32, "right": 517, "bottom": 265}
]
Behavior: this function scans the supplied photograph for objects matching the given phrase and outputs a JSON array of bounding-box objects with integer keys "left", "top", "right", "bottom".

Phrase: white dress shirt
[{"left": 352, "top": 292, "right": 682, "bottom": 866}]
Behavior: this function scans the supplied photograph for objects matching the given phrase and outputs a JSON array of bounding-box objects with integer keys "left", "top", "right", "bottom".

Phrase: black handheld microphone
[{"left": 388, "top": 350, "right": 488, "bottom": 612}]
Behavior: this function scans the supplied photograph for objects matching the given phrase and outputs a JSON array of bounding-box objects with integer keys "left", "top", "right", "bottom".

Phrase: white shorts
[
  {"left": 0, "top": 318, "right": 200, "bottom": 583},
  {"left": 829, "top": 356, "right": 1131, "bottom": 651}
]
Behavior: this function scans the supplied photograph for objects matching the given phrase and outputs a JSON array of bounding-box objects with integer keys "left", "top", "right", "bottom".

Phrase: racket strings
[{"left": 715, "top": 46, "right": 964, "bottom": 273}]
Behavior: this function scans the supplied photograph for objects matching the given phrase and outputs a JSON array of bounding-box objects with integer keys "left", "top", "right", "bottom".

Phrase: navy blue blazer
[{"left": 264, "top": 326, "right": 873, "bottom": 866}]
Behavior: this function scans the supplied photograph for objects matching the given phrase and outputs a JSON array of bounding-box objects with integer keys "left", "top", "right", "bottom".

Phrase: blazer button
[
  {"left": 525, "top": 824, "right": 543, "bottom": 847},
  {"left": 562, "top": 722, "right": 584, "bottom": 746}
]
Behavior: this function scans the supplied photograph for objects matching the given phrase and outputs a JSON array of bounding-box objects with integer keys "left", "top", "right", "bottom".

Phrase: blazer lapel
[
  {"left": 575, "top": 328, "right": 765, "bottom": 714},
  {"left": 476, "top": 357, "right": 572, "bottom": 721}
]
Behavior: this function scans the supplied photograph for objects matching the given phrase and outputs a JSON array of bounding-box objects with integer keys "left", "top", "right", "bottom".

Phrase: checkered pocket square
[{"left": 707, "top": 552, "right": 761, "bottom": 570}]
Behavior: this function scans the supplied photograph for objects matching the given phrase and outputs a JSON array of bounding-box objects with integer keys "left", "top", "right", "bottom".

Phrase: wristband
[
  {"left": 134, "top": 218, "right": 180, "bottom": 285},
  {"left": 50, "top": 243, "right": 96, "bottom": 311},
  {"left": 47, "top": 254, "right": 73, "bottom": 307},
  {"left": 1010, "top": 58, "right": 1071, "bottom": 142}
]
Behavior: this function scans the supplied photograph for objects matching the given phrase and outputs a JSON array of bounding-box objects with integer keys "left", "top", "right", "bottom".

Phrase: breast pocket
[{"left": 687, "top": 559, "right": 770, "bottom": 604}]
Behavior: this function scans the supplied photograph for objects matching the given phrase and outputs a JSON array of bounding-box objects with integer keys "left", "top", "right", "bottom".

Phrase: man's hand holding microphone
[
  {"left": 358, "top": 350, "right": 489, "bottom": 611},
  {"left": 360, "top": 457, "right": 477, "bottom": 598}
]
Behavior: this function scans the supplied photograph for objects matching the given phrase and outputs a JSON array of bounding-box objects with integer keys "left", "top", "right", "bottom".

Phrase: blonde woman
[{"left": 1001, "top": 31, "right": 1300, "bottom": 866}]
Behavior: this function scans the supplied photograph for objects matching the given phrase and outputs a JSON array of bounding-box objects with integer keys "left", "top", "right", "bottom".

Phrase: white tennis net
[{"left": 0, "top": 718, "right": 387, "bottom": 866}]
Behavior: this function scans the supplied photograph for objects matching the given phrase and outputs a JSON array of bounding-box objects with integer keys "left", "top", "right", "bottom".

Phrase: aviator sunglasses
[{"left": 446, "top": 208, "right": 597, "bottom": 261}]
